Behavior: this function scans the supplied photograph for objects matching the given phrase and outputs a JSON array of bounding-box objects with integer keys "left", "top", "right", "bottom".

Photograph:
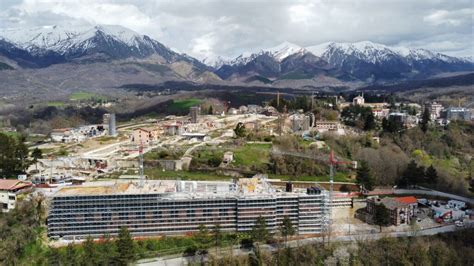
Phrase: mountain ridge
[{"left": 213, "top": 40, "right": 473, "bottom": 82}]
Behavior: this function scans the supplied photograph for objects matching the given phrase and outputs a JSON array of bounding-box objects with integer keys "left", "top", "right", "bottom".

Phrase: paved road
[{"left": 137, "top": 221, "right": 473, "bottom": 266}]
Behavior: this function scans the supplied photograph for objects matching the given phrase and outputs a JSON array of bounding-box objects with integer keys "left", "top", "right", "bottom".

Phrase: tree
[
  {"left": 251, "top": 216, "right": 269, "bottom": 243},
  {"left": 279, "top": 216, "right": 295, "bottom": 244},
  {"left": 374, "top": 204, "right": 391, "bottom": 232},
  {"left": 0, "top": 133, "right": 30, "bottom": 178},
  {"left": 382, "top": 117, "right": 404, "bottom": 133},
  {"left": 364, "top": 112, "right": 376, "bottom": 131},
  {"left": 194, "top": 224, "right": 210, "bottom": 247},
  {"left": 47, "top": 248, "right": 62, "bottom": 266},
  {"left": 234, "top": 122, "right": 246, "bottom": 138},
  {"left": 420, "top": 107, "right": 430, "bottom": 133},
  {"left": 99, "top": 234, "right": 116, "bottom": 265},
  {"left": 31, "top": 148, "right": 43, "bottom": 171},
  {"left": 212, "top": 224, "right": 222, "bottom": 250},
  {"left": 425, "top": 165, "right": 438, "bottom": 185},
  {"left": 82, "top": 236, "right": 99, "bottom": 266},
  {"left": 65, "top": 243, "right": 79, "bottom": 266},
  {"left": 208, "top": 105, "right": 214, "bottom": 115},
  {"left": 116, "top": 227, "right": 136, "bottom": 265},
  {"left": 399, "top": 160, "right": 425, "bottom": 187},
  {"left": 356, "top": 160, "right": 375, "bottom": 191}
]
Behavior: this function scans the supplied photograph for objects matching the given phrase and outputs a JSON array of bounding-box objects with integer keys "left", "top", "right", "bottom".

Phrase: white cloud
[
  {"left": 423, "top": 9, "right": 472, "bottom": 26},
  {"left": 1, "top": 0, "right": 472, "bottom": 58},
  {"left": 189, "top": 32, "right": 218, "bottom": 59}
]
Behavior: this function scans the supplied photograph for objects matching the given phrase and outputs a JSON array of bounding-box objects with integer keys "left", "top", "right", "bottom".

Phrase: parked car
[{"left": 455, "top": 221, "right": 464, "bottom": 227}]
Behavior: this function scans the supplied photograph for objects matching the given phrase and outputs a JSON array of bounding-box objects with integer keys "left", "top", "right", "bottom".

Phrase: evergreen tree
[
  {"left": 47, "top": 248, "right": 61, "bottom": 266},
  {"left": 65, "top": 243, "right": 79, "bottom": 266},
  {"left": 116, "top": 227, "right": 136, "bottom": 265},
  {"left": 425, "top": 165, "right": 438, "bottom": 185},
  {"left": 279, "top": 216, "right": 295, "bottom": 243},
  {"left": 420, "top": 107, "right": 430, "bottom": 133},
  {"left": 31, "top": 147, "right": 43, "bottom": 171},
  {"left": 0, "top": 133, "right": 30, "bottom": 178},
  {"left": 356, "top": 161, "right": 375, "bottom": 191},
  {"left": 99, "top": 234, "right": 116, "bottom": 265},
  {"left": 399, "top": 160, "right": 425, "bottom": 187},
  {"left": 194, "top": 224, "right": 210, "bottom": 247},
  {"left": 212, "top": 224, "right": 222, "bottom": 248},
  {"left": 251, "top": 216, "right": 269, "bottom": 243},
  {"left": 364, "top": 112, "right": 376, "bottom": 131},
  {"left": 374, "top": 204, "right": 391, "bottom": 232},
  {"left": 208, "top": 105, "right": 214, "bottom": 115},
  {"left": 234, "top": 122, "right": 246, "bottom": 138},
  {"left": 82, "top": 236, "right": 99, "bottom": 266}
]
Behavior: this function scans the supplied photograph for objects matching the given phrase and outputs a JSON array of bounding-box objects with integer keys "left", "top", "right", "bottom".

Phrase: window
[
  {"left": 8, "top": 196, "right": 15, "bottom": 201},
  {"left": 2, "top": 203, "right": 7, "bottom": 210}
]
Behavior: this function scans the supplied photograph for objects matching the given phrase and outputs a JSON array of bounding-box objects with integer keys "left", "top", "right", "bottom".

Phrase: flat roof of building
[{"left": 52, "top": 178, "right": 327, "bottom": 199}]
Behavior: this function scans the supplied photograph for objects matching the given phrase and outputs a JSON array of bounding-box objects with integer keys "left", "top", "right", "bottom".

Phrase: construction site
[{"left": 46, "top": 176, "right": 329, "bottom": 240}]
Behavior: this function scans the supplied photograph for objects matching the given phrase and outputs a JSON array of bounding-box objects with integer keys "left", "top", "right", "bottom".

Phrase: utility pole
[{"left": 138, "top": 142, "right": 144, "bottom": 188}]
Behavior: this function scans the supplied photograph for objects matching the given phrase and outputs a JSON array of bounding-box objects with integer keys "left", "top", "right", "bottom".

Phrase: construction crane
[
  {"left": 123, "top": 141, "right": 145, "bottom": 188},
  {"left": 270, "top": 148, "right": 351, "bottom": 243}
]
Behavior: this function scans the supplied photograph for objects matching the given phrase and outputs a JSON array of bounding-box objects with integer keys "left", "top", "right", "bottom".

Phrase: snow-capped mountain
[
  {"left": 215, "top": 40, "right": 473, "bottom": 82},
  {"left": 220, "top": 41, "right": 305, "bottom": 67},
  {"left": 0, "top": 25, "right": 207, "bottom": 69},
  {"left": 201, "top": 55, "right": 230, "bottom": 69},
  {"left": 307, "top": 41, "right": 402, "bottom": 65}
]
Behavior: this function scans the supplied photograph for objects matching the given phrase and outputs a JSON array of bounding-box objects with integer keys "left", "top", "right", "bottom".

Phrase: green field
[
  {"left": 70, "top": 91, "right": 106, "bottom": 101},
  {"left": 46, "top": 101, "right": 66, "bottom": 107},
  {"left": 168, "top": 98, "right": 202, "bottom": 113},
  {"left": 0, "top": 131, "right": 21, "bottom": 139},
  {"left": 233, "top": 143, "right": 271, "bottom": 167}
]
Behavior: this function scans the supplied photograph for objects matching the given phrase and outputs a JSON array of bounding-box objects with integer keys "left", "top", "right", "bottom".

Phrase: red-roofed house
[
  {"left": 0, "top": 179, "right": 33, "bottom": 212},
  {"left": 395, "top": 196, "right": 418, "bottom": 205},
  {"left": 367, "top": 196, "right": 418, "bottom": 226}
]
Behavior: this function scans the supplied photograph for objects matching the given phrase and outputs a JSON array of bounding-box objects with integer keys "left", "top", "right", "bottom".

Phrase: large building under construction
[{"left": 47, "top": 177, "right": 328, "bottom": 240}]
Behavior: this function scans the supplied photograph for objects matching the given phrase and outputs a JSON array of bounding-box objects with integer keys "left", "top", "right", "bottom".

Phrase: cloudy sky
[{"left": 1, "top": 0, "right": 472, "bottom": 60}]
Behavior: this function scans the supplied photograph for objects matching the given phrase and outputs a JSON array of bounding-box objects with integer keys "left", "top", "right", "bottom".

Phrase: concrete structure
[
  {"left": 47, "top": 178, "right": 328, "bottom": 239},
  {"left": 425, "top": 102, "right": 443, "bottom": 120},
  {"left": 164, "top": 123, "right": 184, "bottom": 136},
  {"left": 443, "top": 107, "right": 471, "bottom": 121},
  {"left": 366, "top": 196, "right": 418, "bottom": 226},
  {"left": 290, "top": 114, "right": 311, "bottom": 132},
  {"left": 108, "top": 113, "right": 117, "bottom": 136},
  {"left": 130, "top": 128, "right": 159, "bottom": 145},
  {"left": 0, "top": 179, "right": 33, "bottom": 212},
  {"left": 352, "top": 95, "right": 365, "bottom": 106},
  {"left": 156, "top": 160, "right": 183, "bottom": 171},
  {"left": 315, "top": 121, "right": 344, "bottom": 135},
  {"left": 50, "top": 125, "right": 106, "bottom": 143},
  {"left": 372, "top": 108, "right": 390, "bottom": 119},
  {"left": 189, "top": 106, "right": 200, "bottom": 123},
  {"left": 223, "top": 151, "right": 234, "bottom": 164},
  {"left": 228, "top": 108, "right": 238, "bottom": 115}
]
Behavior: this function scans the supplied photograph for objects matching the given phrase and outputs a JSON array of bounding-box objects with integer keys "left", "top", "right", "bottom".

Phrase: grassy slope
[
  {"left": 70, "top": 91, "right": 106, "bottom": 101},
  {"left": 232, "top": 143, "right": 271, "bottom": 168},
  {"left": 168, "top": 99, "right": 202, "bottom": 113}
]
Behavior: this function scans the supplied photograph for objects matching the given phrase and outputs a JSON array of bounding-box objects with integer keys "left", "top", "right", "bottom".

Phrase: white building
[
  {"left": 353, "top": 95, "right": 365, "bottom": 106},
  {"left": 425, "top": 102, "right": 443, "bottom": 120},
  {"left": 0, "top": 179, "right": 33, "bottom": 212}
]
